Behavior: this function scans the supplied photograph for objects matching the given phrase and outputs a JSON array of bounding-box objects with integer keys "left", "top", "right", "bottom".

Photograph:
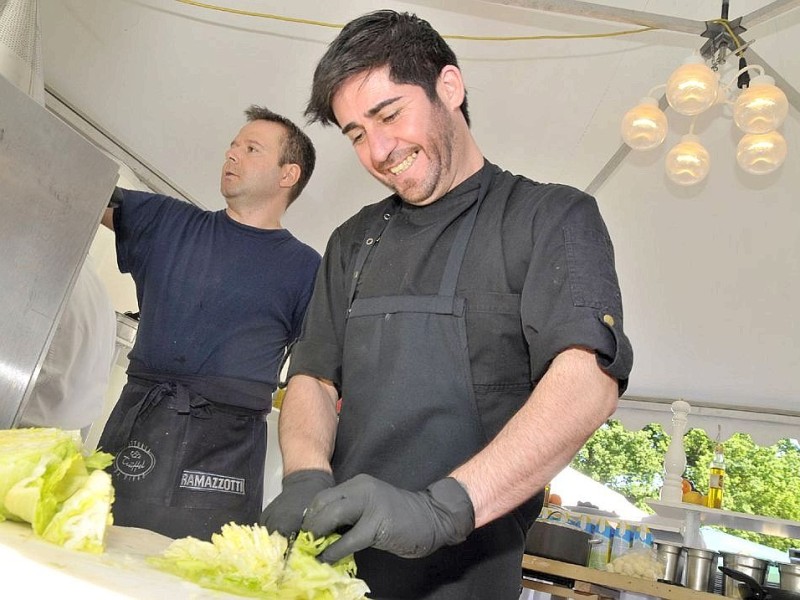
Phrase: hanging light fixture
[
  {"left": 665, "top": 134, "right": 711, "bottom": 186},
  {"left": 736, "top": 131, "right": 787, "bottom": 175},
  {"left": 620, "top": 96, "right": 668, "bottom": 150},
  {"left": 666, "top": 55, "right": 719, "bottom": 116},
  {"left": 733, "top": 73, "right": 789, "bottom": 134},
  {"left": 620, "top": 3, "right": 789, "bottom": 186}
]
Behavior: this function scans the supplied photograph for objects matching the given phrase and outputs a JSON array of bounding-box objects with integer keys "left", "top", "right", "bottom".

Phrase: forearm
[
  {"left": 278, "top": 374, "right": 339, "bottom": 475},
  {"left": 450, "top": 347, "right": 619, "bottom": 527},
  {"left": 101, "top": 207, "right": 115, "bottom": 230}
]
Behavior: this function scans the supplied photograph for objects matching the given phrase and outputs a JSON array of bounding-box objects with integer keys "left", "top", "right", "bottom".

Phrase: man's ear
[
  {"left": 280, "top": 163, "right": 301, "bottom": 189},
  {"left": 437, "top": 65, "right": 466, "bottom": 113}
]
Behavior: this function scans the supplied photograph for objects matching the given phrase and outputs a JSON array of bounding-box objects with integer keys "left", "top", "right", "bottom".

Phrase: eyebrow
[
  {"left": 230, "top": 138, "right": 265, "bottom": 148},
  {"left": 340, "top": 96, "right": 403, "bottom": 135}
]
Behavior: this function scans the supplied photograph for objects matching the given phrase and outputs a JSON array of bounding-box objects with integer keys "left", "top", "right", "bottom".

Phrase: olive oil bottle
[{"left": 707, "top": 442, "right": 725, "bottom": 509}]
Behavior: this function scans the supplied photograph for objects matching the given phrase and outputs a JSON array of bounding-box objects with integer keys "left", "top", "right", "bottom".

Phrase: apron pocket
[
  {"left": 169, "top": 407, "right": 265, "bottom": 512},
  {"left": 105, "top": 387, "right": 264, "bottom": 513}
]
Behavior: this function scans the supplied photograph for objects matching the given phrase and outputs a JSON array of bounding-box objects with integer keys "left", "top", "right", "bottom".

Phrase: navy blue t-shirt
[{"left": 114, "top": 190, "right": 320, "bottom": 393}]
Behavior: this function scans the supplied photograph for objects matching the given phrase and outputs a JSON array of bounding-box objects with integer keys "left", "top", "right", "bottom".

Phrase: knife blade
[{"left": 278, "top": 531, "right": 297, "bottom": 584}]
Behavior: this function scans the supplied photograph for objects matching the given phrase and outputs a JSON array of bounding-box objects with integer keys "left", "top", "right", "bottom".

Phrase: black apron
[
  {"left": 97, "top": 371, "right": 268, "bottom": 540},
  {"left": 334, "top": 168, "right": 526, "bottom": 600}
]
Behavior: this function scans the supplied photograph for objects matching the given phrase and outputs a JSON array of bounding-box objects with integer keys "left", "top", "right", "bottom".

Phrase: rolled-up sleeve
[{"left": 521, "top": 187, "right": 633, "bottom": 393}]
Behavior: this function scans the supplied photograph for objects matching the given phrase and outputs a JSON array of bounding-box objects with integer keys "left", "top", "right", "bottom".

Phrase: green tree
[
  {"left": 572, "top": 420, "right": 668, "bottom": 511},
  {"left": 570, "top": 420, "right": 800, "bottom": 551}
]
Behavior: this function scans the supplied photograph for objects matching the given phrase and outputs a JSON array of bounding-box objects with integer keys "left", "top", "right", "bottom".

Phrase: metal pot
[
  {"left": 525, "top": 520, "right": 594, "bottom": 566},
  {"left": 684, "top": 547, "right": 720, "bottom": 592},
  {"left": 779, "top": 562, "right": 800, "bottom": 594},
  {"left": 720, "top": 566, "right": 800, "bottom": 600},
  {"left": 655, "top": 542, "right": 684, "bottom": 585},
  {"left": 722, "top": 553, "right": 770, "bottom": 599}
]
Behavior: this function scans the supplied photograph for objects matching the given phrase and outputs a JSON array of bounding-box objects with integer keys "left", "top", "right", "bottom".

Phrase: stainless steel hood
[{"left": 0, "top": 73, "right": 118, "bottom": 428}]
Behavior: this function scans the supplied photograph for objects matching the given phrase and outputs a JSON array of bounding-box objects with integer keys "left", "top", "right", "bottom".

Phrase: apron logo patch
[
  {"left": 179, "top": 470, "right": 246, "bottom": 495},
  {"left": 113, "top": 440, "right": 156, "bottom": 481}
]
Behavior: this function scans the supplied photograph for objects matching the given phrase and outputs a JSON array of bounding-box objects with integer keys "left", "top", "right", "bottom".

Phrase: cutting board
[{"left": 0, "top": 519, "right": 242, "bottom": 598}]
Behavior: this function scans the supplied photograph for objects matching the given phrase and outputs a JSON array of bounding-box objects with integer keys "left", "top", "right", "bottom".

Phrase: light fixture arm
[
  {"left": 722, "top": 64, "right": 765, "bottom": 92},
  {"left": 687, "top": 116, "right": 698, "bottom": 136}
]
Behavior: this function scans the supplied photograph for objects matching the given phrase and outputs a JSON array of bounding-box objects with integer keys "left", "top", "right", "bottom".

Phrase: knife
[{"left": 278, "top": 531, "right": 297, "bottom": 584}]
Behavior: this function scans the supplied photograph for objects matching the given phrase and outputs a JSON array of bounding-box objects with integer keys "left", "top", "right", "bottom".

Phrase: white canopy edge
[{"left": 614, "top": 396, "right": 800, "bottom": 446}]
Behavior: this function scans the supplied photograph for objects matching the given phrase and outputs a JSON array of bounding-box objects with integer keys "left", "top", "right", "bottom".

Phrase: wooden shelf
[
  {"left": 646, "top": 500, "right": 800, "bottom": 539},
  {"left": 522, "top": 576, "right": 621, "bottom": 600},
  {"left": 522, "top": 555, "right": 721, "bottom": 600}
]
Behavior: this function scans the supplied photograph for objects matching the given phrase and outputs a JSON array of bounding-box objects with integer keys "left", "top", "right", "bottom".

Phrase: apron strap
[
  {"left": 111, "top": 381, "right": 216, "bottom": 450},
  {"left": 347, "top": 204, "right": 396, "bottom": 309},
  {"left": 347, "top": 164, "right": 494, "bottom": 310},
  {"left": 438, "top": 166, "right": 493, "bottom": 297},
  {"left": 126, "top": 365, "right": 272, "bottom": 412},
  {"left": 112, "top": 382, "right": 172, "bottom": 449}
]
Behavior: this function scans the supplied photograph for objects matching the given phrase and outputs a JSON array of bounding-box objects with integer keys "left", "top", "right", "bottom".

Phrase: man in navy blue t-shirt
[{"left": 98, "top": 106, "right": 321, "bottom": 540}]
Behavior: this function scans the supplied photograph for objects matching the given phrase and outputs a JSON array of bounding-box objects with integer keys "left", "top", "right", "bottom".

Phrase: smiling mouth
[{"left": 389, "top": 152, "right": 418, "bottom": 175}]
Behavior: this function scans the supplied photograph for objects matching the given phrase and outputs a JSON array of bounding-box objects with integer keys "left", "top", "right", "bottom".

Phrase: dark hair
[
  {"left": 305, "top": 10, "right": 470, "bottom": 128},
  {"left": 244, "top": 105, "right": 316, "bottom": 204}
]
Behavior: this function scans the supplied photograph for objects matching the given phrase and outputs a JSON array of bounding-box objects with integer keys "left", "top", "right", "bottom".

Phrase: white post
[
  {"left": 661, "top": 400, "right": 691, "bottom": 502},
  {"left": 683, "top": 510, "right": 702, "bottom": 548}
]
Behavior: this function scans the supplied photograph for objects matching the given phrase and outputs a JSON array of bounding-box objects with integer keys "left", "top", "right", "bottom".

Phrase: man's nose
[
  {"left": 368, "top": 130, "right": 396, "bottom": 168},
  {"left": 225, "top": 148, "right": 238, "bottom": 162}
]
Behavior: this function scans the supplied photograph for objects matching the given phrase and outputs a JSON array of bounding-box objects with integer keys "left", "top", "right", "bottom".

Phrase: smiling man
[
  {"left": 261, "top": 11, "right": 633, "bottom": 599},
  {"left": 97, "top": 106, "right": 320, "bottom": 540},
  {"left": 335, "top": 69, "right": 469, "bottom": 206}
]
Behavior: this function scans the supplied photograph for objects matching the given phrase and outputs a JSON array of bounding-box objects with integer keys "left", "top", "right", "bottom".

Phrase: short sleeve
[
  {"left": 287, "top": 227, "right": 350, "bottom": 392},
  {"left": 521, "top": 187, "right": 633, "bottom": 393},
  {"left": 114, "top": 189, "right": 172, "bottom": 274}
]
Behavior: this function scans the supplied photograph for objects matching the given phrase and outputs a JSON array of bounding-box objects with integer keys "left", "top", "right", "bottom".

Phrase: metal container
[
  {"left": 684, "top": 547, "right": 720, "bottom": 592},
  {"left": 779, "top": 562, "right": 800, "bottom": 593},
  {"left": 0, "top": 74, "right": 119, "bottom": 429},
  {"left": 790, "top": 549, "right": 800, "bottom": 565},
  {"left": 655, "top": 542, "right": 684, "bottom": 585},
  {"left": 525, "top": 520, "right": 594, "bottom": 566},
  {"left": 722, "top": 553, "right": 770, "bottom": 599}
]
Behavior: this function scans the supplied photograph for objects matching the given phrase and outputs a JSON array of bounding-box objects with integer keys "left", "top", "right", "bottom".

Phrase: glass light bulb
[
  {"left": 736, "top": 131, "right": 787, "bottom": 175},
  {"left": 666, "top": 57, "right": 718, "bottom": 116},
  {"left": 665, "top": 135, "right": 710, "bottom": 185},
  {"left": 733, "top": 74, "right": 789, "bottom": 134},
  {"left": 621, "top": 97, "right": 668, "bottom": 150}
]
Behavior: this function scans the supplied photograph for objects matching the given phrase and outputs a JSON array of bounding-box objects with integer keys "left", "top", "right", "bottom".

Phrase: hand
[
  {"left": 260, "top": 469, "right": 334, "bottom": 537},
  {"left": 301, "top": 474, "right": 475, "bottom": 563}
]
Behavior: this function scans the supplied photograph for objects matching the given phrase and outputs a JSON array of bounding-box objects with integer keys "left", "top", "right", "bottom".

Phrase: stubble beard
[{"left": 393, "top": 104, "right": 455, "bottom": 206}]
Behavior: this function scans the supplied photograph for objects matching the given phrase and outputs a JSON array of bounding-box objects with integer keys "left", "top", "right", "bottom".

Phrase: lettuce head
[
  {"left": 149, "top": 523, "right": 369, "bottom": 599},
  {"left": 0, "top": 428, "right": 114, "bottom": 552}
]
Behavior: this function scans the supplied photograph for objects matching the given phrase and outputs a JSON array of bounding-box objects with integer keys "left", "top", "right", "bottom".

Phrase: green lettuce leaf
[
  {"left": 149, "top": 523, "right": 369, "bottom": 599},
  {"left": 41, "top": 469, "right": 115, "bottom": 554},
  {"left": 0, "top": 428, "right": 82, "bottom": 521},
  {"left": 280, "top": 531, "right": 367, "bottom": 599},
  {"left": 0, "top": 428, "right": 115, "bottom": 552}
]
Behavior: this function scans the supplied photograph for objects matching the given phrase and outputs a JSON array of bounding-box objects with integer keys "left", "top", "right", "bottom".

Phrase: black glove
[
  {"left": 260, "top": 469, "right": 335, "bottom": 537},
  {"left": 301, "top": 474, "right": 475, "bottom": 563}
]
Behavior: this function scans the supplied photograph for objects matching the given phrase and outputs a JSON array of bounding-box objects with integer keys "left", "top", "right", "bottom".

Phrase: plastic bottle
[{"left": 707, "top": 443, "right": 725, "bottom": 509}]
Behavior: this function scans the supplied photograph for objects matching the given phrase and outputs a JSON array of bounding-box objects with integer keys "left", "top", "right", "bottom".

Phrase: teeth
[{"left": 389, "top": 152, "right": 417, "bottom": 175}]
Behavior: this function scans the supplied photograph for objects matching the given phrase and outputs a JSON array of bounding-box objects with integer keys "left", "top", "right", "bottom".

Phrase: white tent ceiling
[{"left": 36, "top": 1, "right": 800, "bottom": 440}]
